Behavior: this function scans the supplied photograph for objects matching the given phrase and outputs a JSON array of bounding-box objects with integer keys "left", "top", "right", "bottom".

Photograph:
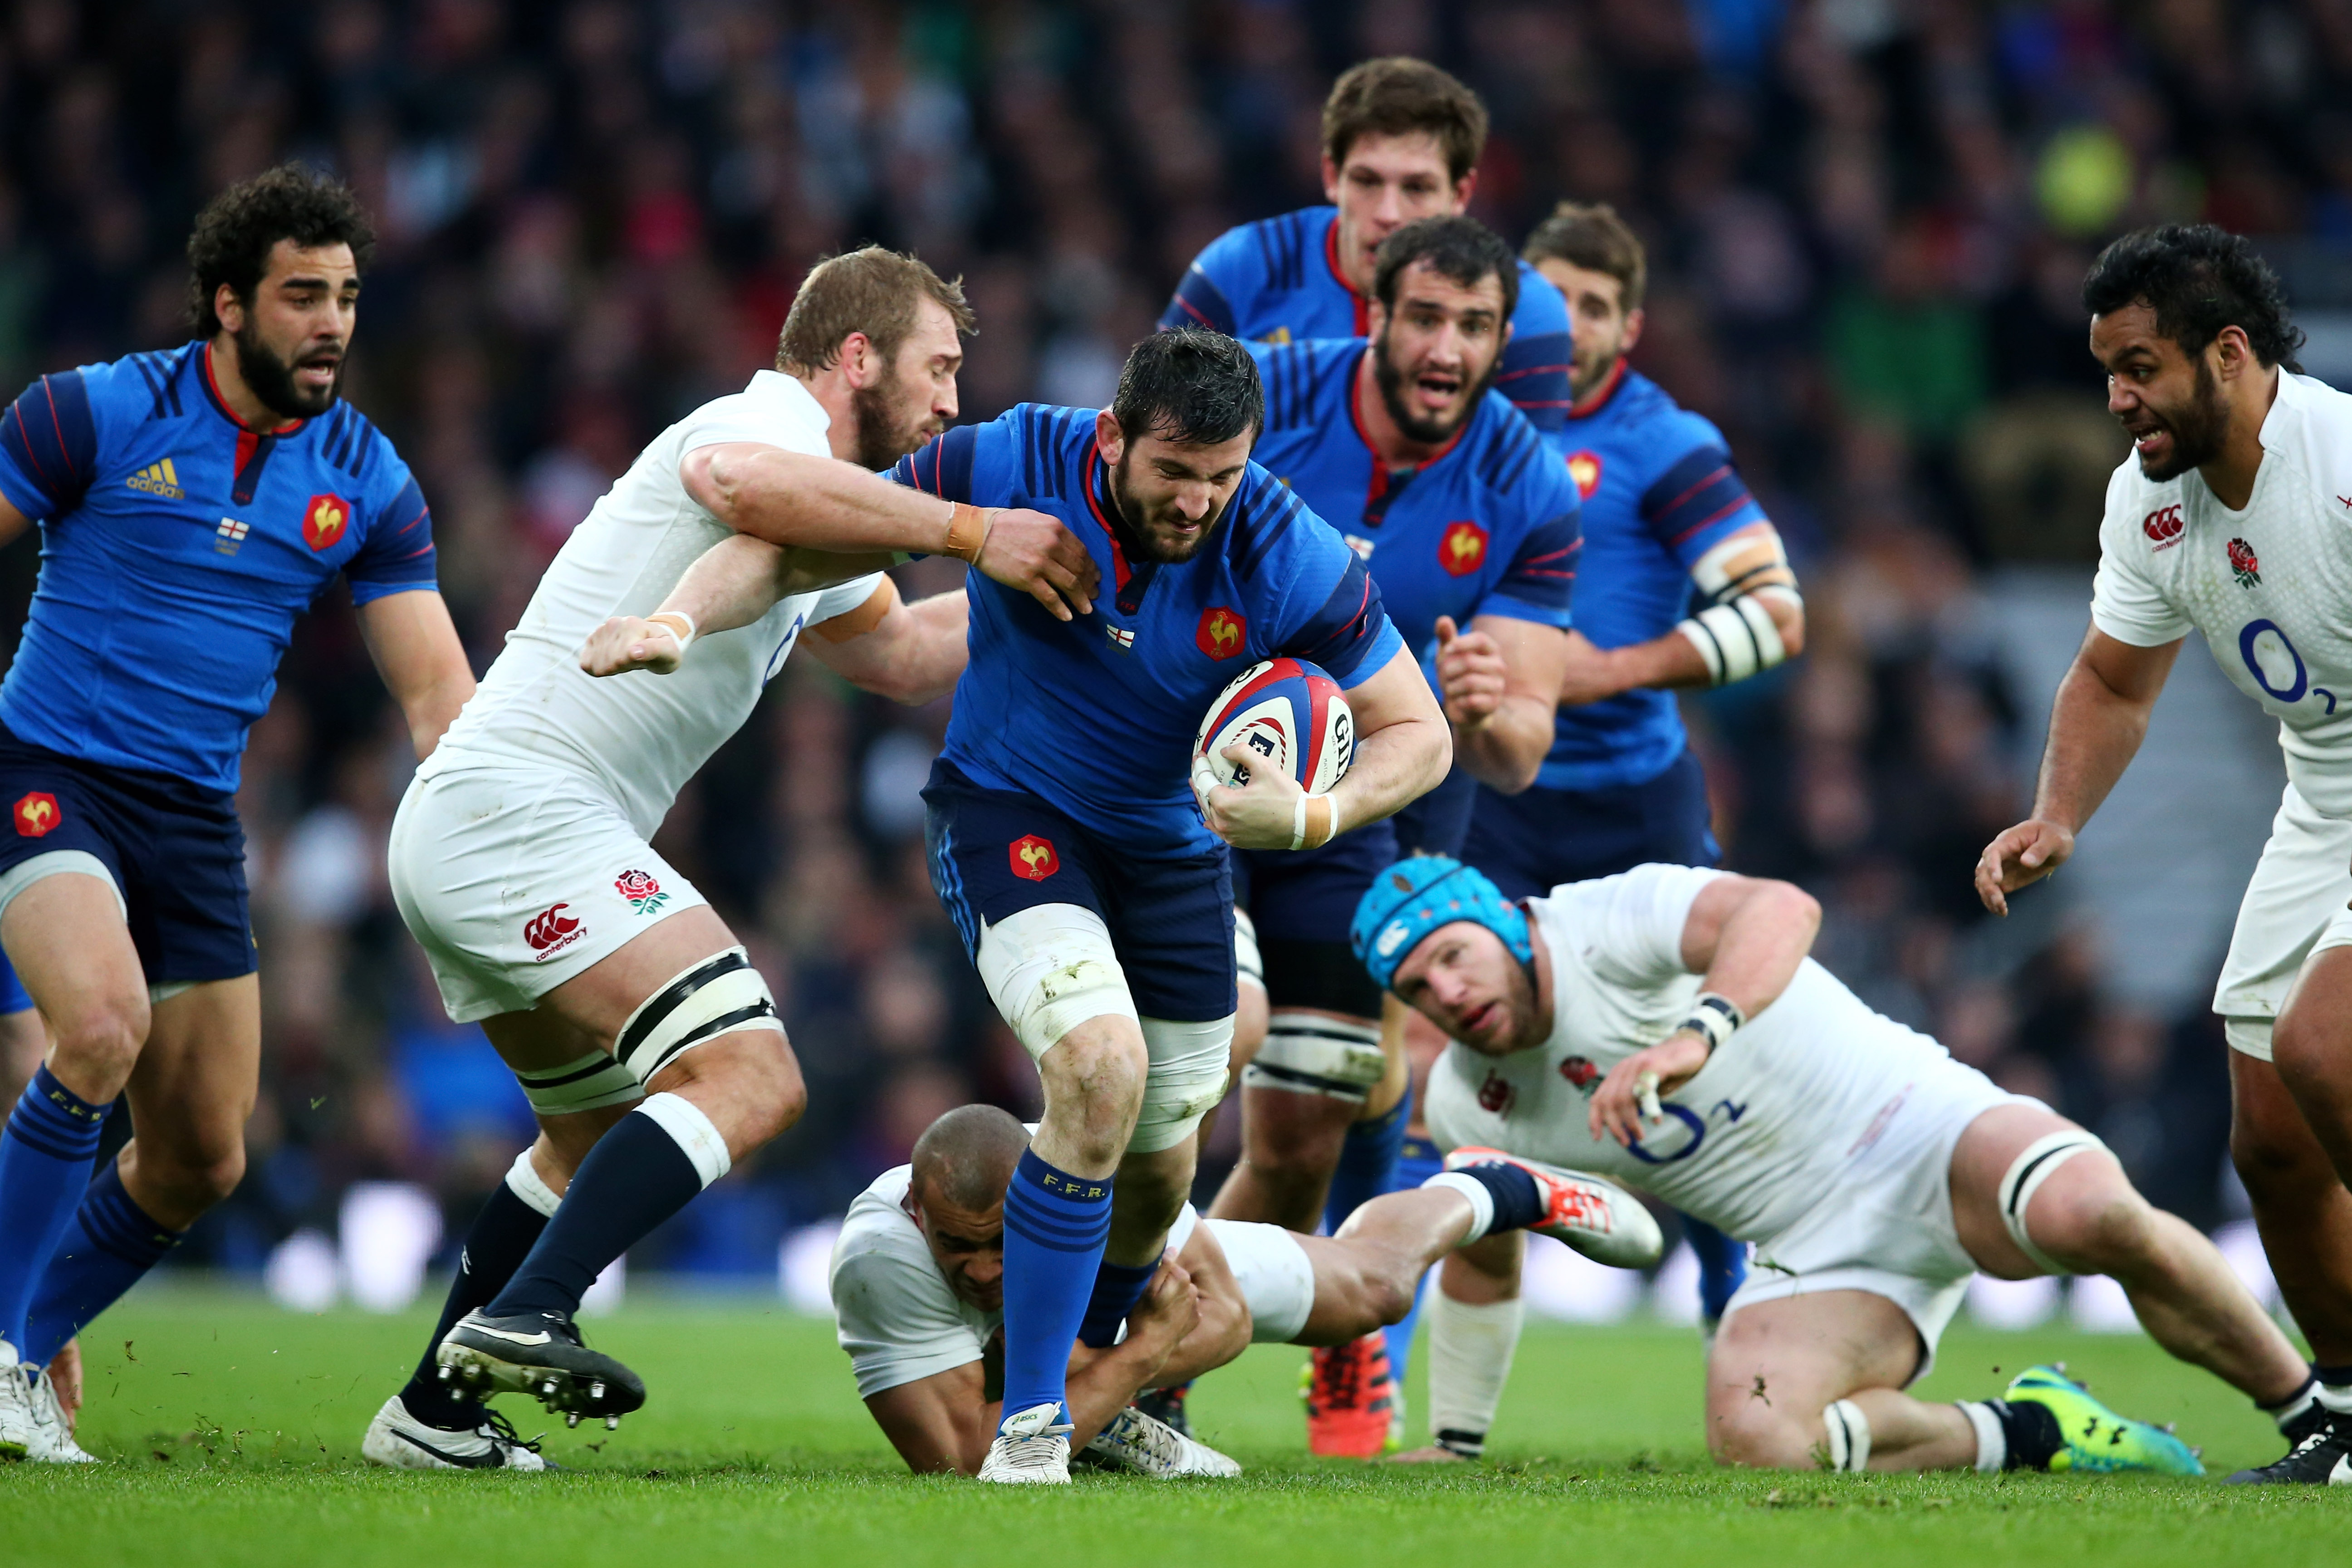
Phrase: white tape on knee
[
  {"left": 613, "top": 946, "right": 783, "bottom": 1086},
  {"left": 1241, "top": 1012, "right": 1383, "bottom": 1100},
  {"left": 1822, "top": 1399, "right": 1871, "bottom": 1471},
  {"left": 514, "top": 1050, "right": 645, "bottom": 1115},
  {"left": 1131, "top": 1014, "right": 1233, "bottom": 1153},
  {"left": 637, "top": 1091, "right": 731, "bottom": 1187},
  {"left": 1998, "top": 1129, "right": 2108, "bottom": 1276},
  {"left": 1234, "top": 906, "right": 1264, "bottom": 993},
  {"left": 505, "top": 1147, "right": 564, "bottom": 1218},
  {"left": 975, "top": 903, "right": 1138, "bottom": 1060}
]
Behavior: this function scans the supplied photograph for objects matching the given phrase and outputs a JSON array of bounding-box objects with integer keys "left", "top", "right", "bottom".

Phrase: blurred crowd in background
[{"left": 0, "top": 0, "right": 2335, "bottom": 1301}]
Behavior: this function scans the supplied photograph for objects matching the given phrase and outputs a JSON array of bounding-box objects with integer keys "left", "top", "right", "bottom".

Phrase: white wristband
[{"left": 1289, "top": 792, "right": 1342, "bottom": 851}]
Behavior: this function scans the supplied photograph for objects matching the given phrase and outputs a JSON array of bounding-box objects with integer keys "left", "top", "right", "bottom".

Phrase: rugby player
[
  {"left": 1208, "top": 215, "right": 1579, "bottom": 1454},
  {"left": 887, "top": 328, "right": 1451, "bottom": 1481},
  {"left": 1978, "top": 224, "right": 2352, "bottom": 1483},
  {"left": 0, "top": 166, "right": 474, "bottom": 1463},
  {"left": 360, "top": 247, "right": 1098, "bottom": 1469},
  {"left": 1161, "top": 58, "right": 1572, "bottom": 436},
  {"left": 1360, "top": 856, "right": 2310, "bottom": 1475},
  {"left": 829, "top": 1104, "right": 1654, "bottom": 1476},
  {"left": 1450, "top": 202, "right": 1810, "bottom": 1335}
]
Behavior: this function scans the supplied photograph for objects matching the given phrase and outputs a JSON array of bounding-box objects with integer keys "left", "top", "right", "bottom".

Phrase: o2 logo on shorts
[
  {"left": 615, "top": 869, "right": 669, "bottom": 916},
  {"left": 524, "top": 902, "right": 584, "bottom": 959},
  {"left": 2141, "top": 504, "right": 2184, "bottom": 550},
  {"left": 12, "top": 791, "right": 59, "bottom": 838},
  {"left": 2239, "top": 619, "right": 2338, "bottom": 714},
  {"left": 1009, "top": 834, "right": 1059, "bottom": 881},
  {"left": 1196, "top": 606, "right": 1246, "bottom": 660}
]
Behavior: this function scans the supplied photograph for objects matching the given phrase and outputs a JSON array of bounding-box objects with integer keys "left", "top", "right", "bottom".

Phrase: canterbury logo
[
  {"left": 523, "top": 903, "right": 582, "bottom": 952},
  {"left": 127, "top": 459, "right": 183, "bottom": 499}
]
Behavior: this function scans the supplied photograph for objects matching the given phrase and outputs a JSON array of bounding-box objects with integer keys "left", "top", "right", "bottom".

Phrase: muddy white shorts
[
  {"left": 389, "top": 763, "right": 706, "bottom": 1023},
  {"left": 2212, "top": 781, "right": 2352, "bottom": 1061},
  {"left": 1203, "top": 1217, "right": 1317, "bottom": 1343},
  {"left": 1719, "top": 1057, "right": 2027, "bottom": 1382}
]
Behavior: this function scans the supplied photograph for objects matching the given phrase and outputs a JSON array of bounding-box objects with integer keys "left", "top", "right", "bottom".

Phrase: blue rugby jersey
[
  {"left": 0, "top": 342, "right": 436, "bottom": 794},
  {"left": 1246, "top": 337, "right": 1579, "bottom": 666},
  {"left": 1540, "top": 363, "right": 1769, "bottom": 791},
  {"left": 891, "top": 406, "right": 1405, "bottom": 858},
  {"left": 1161, "top": 206, "right": 1574, "bottom": 435}
]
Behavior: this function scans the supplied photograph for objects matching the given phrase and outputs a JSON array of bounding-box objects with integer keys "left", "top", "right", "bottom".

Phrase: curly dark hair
[
  {"left": 2081, "top": 225, "right": 2303, "bottom": 371},
  {"left": 186, "top": 163, "right": 377, "bottom": 338}
]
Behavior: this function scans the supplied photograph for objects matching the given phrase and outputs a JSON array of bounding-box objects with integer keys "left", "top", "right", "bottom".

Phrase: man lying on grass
[
  {"left": 828, "top": 1103, "right": 1658, "bottom": 1476},
  {"left": 1357, "top": 856, "right": 2316, "bottom": 1479}
]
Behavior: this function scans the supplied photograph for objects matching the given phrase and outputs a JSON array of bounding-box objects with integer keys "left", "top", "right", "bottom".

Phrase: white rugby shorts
[
  {"left": 389, "top": 764, "right": 707, "bottom": 1023},
  {"left": 2212, "top": 780, "right": 2352, "bottom": 1062},
  {"left": 1202, "top": 1217, "right": 1317, "bottom": 1343},
  {"left": 1719, "top": 1056, "right": 2025, "bottom": 1382}
]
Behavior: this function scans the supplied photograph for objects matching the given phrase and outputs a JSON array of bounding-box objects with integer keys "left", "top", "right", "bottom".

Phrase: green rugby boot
[{"left": 2004, "top": 1364, "right": 2204, "bottom": 1476}]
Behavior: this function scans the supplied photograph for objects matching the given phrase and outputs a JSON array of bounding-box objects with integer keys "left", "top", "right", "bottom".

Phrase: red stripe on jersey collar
[
  {"left": 1348, "top": 344, "right": 1470, "bottom": 508},
  {"left": 199, "top": 343, "right": 307, "bottom": 436},
  {"left": 1569, "top": 357, "right": 1629, "bottom": 420},
  {"left": 1324, "top": 217, "right": 1370, "bottom": 337},
  {"left": 1080, "top": 444, "right": 1134, "bottom": 592}
]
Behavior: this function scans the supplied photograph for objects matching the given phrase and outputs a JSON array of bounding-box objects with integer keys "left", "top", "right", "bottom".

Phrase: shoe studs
[
  {"left": 604, "top": 1416, "right": 618, "bottom": 1431},
  {"left": 566, "top": 1412, "right": 580, "bottom": 1428},
  {"left": 589, "top": 1381, "right": 606, "bottom": 1401},
  {"left": 436, "top": 1365, "right": 453, "bottom": 1382}
]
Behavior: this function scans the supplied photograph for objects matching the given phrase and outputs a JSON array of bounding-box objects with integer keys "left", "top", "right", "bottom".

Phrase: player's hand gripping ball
[{"left": 1191, "top": 657, "right": 1353, "bottom": 802}]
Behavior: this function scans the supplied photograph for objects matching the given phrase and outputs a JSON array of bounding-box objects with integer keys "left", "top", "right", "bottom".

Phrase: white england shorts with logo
[
  {"left": 388, "top": 764, "right": 707, "bottom": 1023},
  {"left": 2212, "top": 780, "right": 2352, "bottom": 1062},
  {"left": 1717, "top": 1056, "right": 2025, "bottom": 1382}
]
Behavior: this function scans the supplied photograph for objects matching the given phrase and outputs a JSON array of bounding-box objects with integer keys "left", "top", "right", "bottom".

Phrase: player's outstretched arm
[
  {"left": 804, "top": 586, "right": 971, "bottom": 705},
  {"left": 1588, "top": 874, "right": 1820, "bottom": 1147},
  {"left": 680, "top": 442, "right": 1098, "bottom": 620},
  {"left": 356, "top": 589, "right": 476, "bottom": 760},
  {"left": 580, "top": 534, "right": 904, "bottom": 676},
  {"left": 1557, "top": 522, "right": 1806, "bottom": 704},
  {"left": 1200, "top": 645, "right": 1452, "bottom": 851},
  {"left": 1976, "top": 627, "right": 2183, "bottom": 916},
  {"left": 1434, "top": 614, "right": 1570, "bottom": 794},
  {"left": 863, "top": 1361, "right": 995, "bottom": 1475}
]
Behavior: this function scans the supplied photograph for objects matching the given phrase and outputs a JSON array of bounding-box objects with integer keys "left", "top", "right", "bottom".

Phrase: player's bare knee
[
  {"left": 1041, "top": 1025, "right": 1149, "bottom": 1116},
  {"left": 2031, "top": 1179, "right": 2152, "bottom": 1274},
  {"left": 48, "top": 994, "right": 150, "bottom": 1095},
  {"left": 1710, "top": 1405, "right": 1813, "bottom": 1470}
]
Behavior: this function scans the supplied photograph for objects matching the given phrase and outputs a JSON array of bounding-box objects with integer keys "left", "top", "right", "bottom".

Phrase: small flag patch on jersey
[
  {"left": 1104, "top": 624, "right": 1135, "bottom": 651},
  {"left": 215, "top": 517, "right": 250, "bottom": 555},
  {"left": 127, "top": 458, "right": 183, "bottom": 499}
]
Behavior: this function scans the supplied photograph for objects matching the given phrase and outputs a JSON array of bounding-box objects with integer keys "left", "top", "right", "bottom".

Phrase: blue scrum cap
[{"left": 1349, "top": 855, "right": 1533, "bottom": 993}]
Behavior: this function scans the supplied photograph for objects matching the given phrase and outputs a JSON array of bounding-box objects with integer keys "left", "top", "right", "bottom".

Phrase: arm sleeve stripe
[
  {"left": 892, "top": 424, "right": 981, "bottom": 503},
  {"left": 1282, "top": 554, "right": 1389, "bottom": 681},
  {"left": 1641, "top": 445, "right": 1762, "bottom": 551},
  {"left": 0, "top": 371, "right": 97, "bottom": 514},
  {"left": 1162, "top": 269, "right": 1236, "bottom": 337}
]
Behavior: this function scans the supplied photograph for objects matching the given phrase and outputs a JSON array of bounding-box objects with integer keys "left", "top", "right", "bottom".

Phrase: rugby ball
[{"left": 1193, "top": 658, "right": 1354, "bottom": 794}]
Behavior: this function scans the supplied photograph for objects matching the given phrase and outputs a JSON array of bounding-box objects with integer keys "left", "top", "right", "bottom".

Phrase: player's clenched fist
[
  {"left": 972, "top": 506, "right": 1101, "bottom": 622},
  {"left": 1433, "top": 615, "right": 1506, "bottom": 727},
  {"left": 1196, "top": 743, "right": 1333, "bottom": 851},
  {"left": 1973, "top": 818, "right": 2076, "bottom": 917},
  {"left": 579, "top": 614, "right": 691, "bottom": 676}
]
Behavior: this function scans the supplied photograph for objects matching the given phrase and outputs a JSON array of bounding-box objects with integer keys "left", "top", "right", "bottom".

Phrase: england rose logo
[
  {"left": 2228, "top": 537, "right": 2261, "bottom": 589},
  {"left": 615, "top": 868, "right": 669, "bottom": 916}
]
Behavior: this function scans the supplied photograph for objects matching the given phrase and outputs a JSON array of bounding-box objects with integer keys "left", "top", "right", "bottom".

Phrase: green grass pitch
[{"left": 5, "top": 1284, "right": 2346, "bottom": 1567}]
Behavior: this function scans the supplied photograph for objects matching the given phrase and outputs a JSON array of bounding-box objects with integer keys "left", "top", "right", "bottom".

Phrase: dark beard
[
  {"left": 232, "top": 321, "right": 339, "bottom": 420},
  {"left": 1107, "top": 451, "right": 1225, "bottom": 564},
  {"left": 2136, "top": 357, "right": 2228, "bottom": 481},
  {"left": 1373, "top": 326, "right": 1499, "bottom": 447},
  {"left": 850, "top": 381, "right": 938, "bottom": 471}
]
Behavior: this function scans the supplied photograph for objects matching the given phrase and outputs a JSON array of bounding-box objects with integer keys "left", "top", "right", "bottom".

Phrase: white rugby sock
[
  {"left": 1956, "top": 1400, "right": 2005, "bottom": 1472},
  {"left": 637, "top": 1092, "right": 732, "bottom": 1187},
  {"left": 1422, "top": 1171, "right": 1496, "bottom": 1242},
  {"left": 1822, "top": 1399, "right": 1872, "bottom": 1471},
  {"left": 505, "top": 1148, "right": 564, "bottom": 1219}
]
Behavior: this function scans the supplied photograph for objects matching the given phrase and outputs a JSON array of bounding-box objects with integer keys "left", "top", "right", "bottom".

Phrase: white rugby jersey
[
  {"left": 2090, "top": 371, "right": 2352, "bottom": 816},
  {"left": 1422, "top": 864, "right": 1960, "bottom": 1242},
  {"left": 420, "top": 371, "right": 884, "bottom": 837}
]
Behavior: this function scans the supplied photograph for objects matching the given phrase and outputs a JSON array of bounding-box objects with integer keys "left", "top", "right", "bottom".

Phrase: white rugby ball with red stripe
[{"left": 1193, "top": 658, "right": 1354, "bottom": 794}]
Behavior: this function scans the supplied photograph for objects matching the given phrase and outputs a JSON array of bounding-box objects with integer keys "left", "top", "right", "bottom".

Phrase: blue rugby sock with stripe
[
  {"left": 0, "top": 1066, "right": 111, "bottom": 1357},
  {"left": 999, "top": 1148, "right": 1112, "bottom": 1429},
  {"left": 23, "top": 1161, "right": 181, "bottom": 1365},
  {"left": 1323, "top": 1088, "right": 1412, "bottom": 1235}
]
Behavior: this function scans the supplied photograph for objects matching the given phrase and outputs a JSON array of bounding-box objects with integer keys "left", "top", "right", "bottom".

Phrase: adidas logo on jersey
[{"left": 127, "top": 459, "right": 184, "bottom": 499}]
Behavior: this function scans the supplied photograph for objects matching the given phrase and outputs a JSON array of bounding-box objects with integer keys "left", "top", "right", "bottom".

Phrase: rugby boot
[
  {"left": 979, "top": 1400, "right": 1072, "bottom": 1484},
  {"left": 1444, "top": 1146, "right": 1666, "bottom": 1268},
  {"left": 1304, "top": 1331, "right": 1394, "bottom": 1458},
  {"left": 2003, "top": 1364, "right": 2204, "bottom": 1476},
  {"left": 25, "top": 1367, "right": 94, "bottom": 1463},
  {"left": 0, "top": 1360, "right": 37, "bottom": 1460},
  {"left": 436, "top": 1308, "right": 644, "bottom": 1426},
  {"left": 361, "top": 1394, "right": 557, "bottom": 1471},
  {"left": 1083, "top": 1404, "right": 1241, "bottom": 1478},
  {"left": 2225, "top": 1411, "right": 2352, "bottom": 1485},
  {"left": 1134, "top": 1382, "right": 1191, "bottom": 1437}
]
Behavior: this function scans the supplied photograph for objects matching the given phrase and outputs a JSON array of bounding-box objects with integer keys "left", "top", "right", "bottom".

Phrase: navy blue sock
[
  {"left": 1323, "top": 1088, "right": 1412, "bottom": 1235},
  {"left": 1077, "top": 1257, "right": 1159, "bottom": 1348},
  {"left": 398, "top": 1180, "right": 551, "bottom": 1428},
  {"left": 2312, "top": 1363, "right": 2352, "bottom": 1388},
  {"left": 1382, "top": 1135, "right": 1446, "bottom": 1386},
  {"left": 489, "top": 1113, "right": 703, "bottom": 1319},
  {"left": 1682, "top": 1215, "right": 1748, "bottom": 1321},
  {"left": 22, "top": 1161, "right": 179, "bottom": 1364},
  {"left": 1451, "top": 1159, "right": 1545, "bottom": 1234},
  {"left": 999, "top": 1148, "right": 1112, "bottom": 1427},
  {"left": 0, "top": 1066, "right": 111, "bottom": 1354}
]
